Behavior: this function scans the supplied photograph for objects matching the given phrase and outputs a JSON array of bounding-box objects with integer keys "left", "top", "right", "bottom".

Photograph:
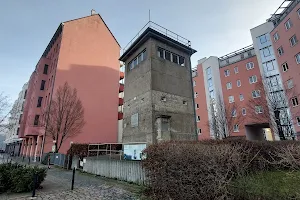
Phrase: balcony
[
  {"left": 120, "top": 71, "right": 124, "bottom": 80},
  {"left": 119, "top": 83, "right": 124, "bottom": 93},
  {"left": 118, "top": 112, "right": 123, "bottom": 120},
  {"left": 119, "top": 98, "right": 124, "bottom": 106}
]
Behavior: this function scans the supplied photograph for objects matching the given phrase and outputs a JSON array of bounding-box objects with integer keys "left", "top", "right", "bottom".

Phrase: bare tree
[
  {"left": 0, "top": 92, "right": 10, "bottom": 132},
  {"left": 207, "top": 93, "right": 245, "bottom": 139},
  {"left": 247, "top": 77, "right": 298, "bottom": 140},
  {"left": 43, "top": 82, "right": 85, "bottom": 152}
]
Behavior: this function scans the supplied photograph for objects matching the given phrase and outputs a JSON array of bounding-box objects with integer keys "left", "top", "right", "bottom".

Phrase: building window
[
  {"left": 259, "top": 35, "right": 267, "bottom": 44},
  {"left": 290, "top": 35, "right": 298, "bottom": 47},
  {"left": 224, "top": 69, "right": 230, "bottom": 77},
  {"left": 242, "top": 108, "right": 246, "bottom": 116},
  {"left": 233, "top": 124, "right": 239, "bottom": 132},
  {"left": 196, "top": 116, "right": 200, "bottom": 122},
  {"left": 262, "top": 47, "right": 271, "bottom": 57},
  {"left": 19, "top": 114, "right": 22, "bottom": 124},
  {"left": 234, "top": 66, "right": 238, "bottom": 74},
  {"left": 209, "top": 91, "right": 215, "bottom": 99},
  {"left": 37, "top": 97, "right": 43, "bottom": 107},
  {"left": 129, "top": 49, "right": 146, "bottom": 71},
  {"left": 131, "top": 113, "right": 139, "bottom": 127},
  {"left": 226, "top": 82, "right": 232, "bottom": 90},
  {"left": 34, "top": 115, "right": 40, "bottom": 126},
  {"left": 229, "top": 96, "right": 234, "bottom": 103},
  {"left": 247, "top": 51, "right": 252, "bottom": 57},
  {"left": 239, "top": 94, "right": 244, "bottom": 101},
  {"left": 194, "top": 92, "right": 198, "bottom": 98},
  {"left": 249, "top": 75, "right": 257, "bottom": 84},
  {"left": 40, "top": 80, "right": 46, "bottom": 90},
  {"left": 193, "top": 80, "right": 196, "bottom": 87},
  {"left": 157, "top": 47, "right": 185, "bottom": 66},
  {"left": 232, "top": 109, "right": 237, "bottom": 117},
  {"left": 285, "top": 19, "right": 292, "bottom": 30},
  {"left": 295, "top": 53, "right": 300, "bottom": 64},
  {"left": 296, "top": 117, "right": 300, "bottom": 126},
  {"left": 291, "top": 97, "right": 299, "bottom": 107},
  {"left": 226, "top": 59, "right": 229, "bottom": 64},
  {"left": 183, "top": 100, "right": 187, "bottom": 105},
  {"left": 43, "top": 64, "right": 49, "bottom": 74},
  {"left": 208, "top": 78, "right": 213, "bottom": 87},
  {"left": 298, "top": 8, "right": 300, "bottom": 18},
  {"left": 282, "top": 62, "right": 289, "bottom": 72},
  {"left": 277, "top": 46, "right": 284, "bottom": 56},
  {"left": 287, "top": 79, "right": 294, "bottom": 89},
  {"left": 274, "top": 32, "right": 280, "bottom": 42},
  {"left": 237, "top": 80, "right": 241, "bottom": 87},
  {"left": 196, "top": 104, "right": 199, "bottom": 109},
  {"left": 246, "top": 62, "right": 254, "bottom": 70},
  {"left": 206, "top": 67, "right": 211, "bottom": 76},
  {"left": 265, "top": 61, "right": 275, "bottom": 71},
  {"left": 252, "top": 90, "right": 261, "bottom": 98},
  {"left": 197, "top": 128, "right": 202, "bottom": 135},
  {"left": 255, "top": 106, "right": 263, "bottom": 114},
  {"left": 241, "top": 54, "right": 244, "bottom": 59}
]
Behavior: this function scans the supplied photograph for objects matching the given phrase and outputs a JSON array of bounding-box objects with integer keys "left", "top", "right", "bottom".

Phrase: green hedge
[
  {"left": 142, "top": 140, "right": 300, "bottom": 200},
  {"left": 0, "top": 163, "right": 47, "bottom": 194}
]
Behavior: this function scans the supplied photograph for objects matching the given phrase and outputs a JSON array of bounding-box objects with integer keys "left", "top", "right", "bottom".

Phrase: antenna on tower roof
[
  {"left": 91, "top": 9, "right": 97, "bottom": 15},
  {"left": 149, "top": 9, "right": 151, "bottom": 22}
]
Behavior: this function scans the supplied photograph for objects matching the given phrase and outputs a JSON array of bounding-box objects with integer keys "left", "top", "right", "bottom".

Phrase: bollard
[
  {"left": 28, "top": 157, "right": 30, "bottom": 165},
  {"left": 71, "top": 167, "right": 75, "bottom": 190},
  {"left": 22, "top": 156, "right": 24, "bottom": 162},
  {"left": 32, "top": 173, "right": 37, "bottom": 197}
]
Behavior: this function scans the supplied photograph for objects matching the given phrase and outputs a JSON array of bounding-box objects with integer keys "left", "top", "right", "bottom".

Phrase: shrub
[
  {"left": 142, "top": 140, "right": 300, "bottom": 200},
  {"left": 0, "top": 163, "right": 47, "bottom": 194}
]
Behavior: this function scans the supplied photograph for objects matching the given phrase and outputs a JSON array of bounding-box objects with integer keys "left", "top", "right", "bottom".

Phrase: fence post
[
  {"left": 32, "top": 172, "right": 37, "bottom": 197},
  {"left": 71, "top": 167, "right": 75, "bottom": 190}
]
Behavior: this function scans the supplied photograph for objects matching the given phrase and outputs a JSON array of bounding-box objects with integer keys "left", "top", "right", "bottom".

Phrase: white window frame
[
  {"left": 196, "top": 116, "right": 200, "bottom": 122},
  {"left": 196, "top": 103, "right": 199, "bottom": 110},
  {"left": 255, "top": 106, "right": 263, "bottom": 114},
  {"left": 274, "top": 32, "right": 279, "bottom": 42},
  {"left": 226, "top": 82, "right": 232, "bottom": 90},
  {"left": 194, "top": 92, "right": 198, "bottom": 98},
  {"left": 290, "top": 35, "right": 298, "bottom": 47},
  {"left": 282, "top": 62, "right": 289, "bottom": 72},
  {"left": 296, "top": 53, "right": 300, "bottom": 64},
  {"left": 229, "top": 96, "right": 234, "bottom": 103},
  {"left": 287, "top": 79, "right": 294, "bottom": 89},
  {"left": 242, "top": 108, "right": 246, "bottom": 116},
  {"left": 285, "top": 19, "right": 292, "bottom": 30},
  {"left": 296, "top": 116, "right": 300, "bottom": 126},
  {"left": 263, "top": 47, "right": 271, "bottom": 57},
  {"left": 193, "top": 80, "right": 196, "bottom": 87},
  {"left": 239, "top": 94, "right": 244, "bottom": 101},
  {"left": 277, "top": 46, "right": 284, "bottom": 56},
  {"left": 246, "top": 62, "right": 254, "bottom": 70},
  {"left": 249, "top": 75, "right": 257, "bottom": 84},
  {"left": 224, "top": 69, "right": 230, "bottom": 77},
  {"left": 208, "top": 78, "right": 213, "bottom": 87},
  {"left": 234, "top": 66, "right": 238, "bottom": 74},
  {"left": 237, "top": 80, "right": 241, "bottom": 87},
  {"left": 233, "top": 124, "right": 239, "bottom": 132},
  {"left": 197, "top": 128, "right": 202, "bottom": 135},
  {"left": 259, "top": 35, "right": 267, "bottom": 44},
  {"left": 232, "top": 109, "right": 237, "bottom": 117},
  {"left": 291, "top": 97, "right": 299, "bottom": 107},
  {"left": 206, "top": 67, "right": 211, "bottom": 76},
  {"left": 252, "top": 90, "right": 261, "bottom": 98}
]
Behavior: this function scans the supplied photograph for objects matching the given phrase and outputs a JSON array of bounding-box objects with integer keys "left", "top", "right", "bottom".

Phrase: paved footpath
[{"left": 0, "top": 155, "right": 140, "bottom": 200}]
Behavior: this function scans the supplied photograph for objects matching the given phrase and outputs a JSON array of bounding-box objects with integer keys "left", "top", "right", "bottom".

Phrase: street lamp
[{"left": 274, "top": 109, "right": 285, "bottom": 140}]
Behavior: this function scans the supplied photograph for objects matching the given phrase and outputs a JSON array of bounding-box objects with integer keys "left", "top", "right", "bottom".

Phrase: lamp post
[{"left": 274, "top": 109, "right": 285, "bottom": 140}]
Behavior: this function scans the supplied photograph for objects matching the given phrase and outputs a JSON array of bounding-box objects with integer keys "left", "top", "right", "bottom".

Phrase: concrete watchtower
[{"left": 120, "top": 22, "right": 197, "bottom": 144}]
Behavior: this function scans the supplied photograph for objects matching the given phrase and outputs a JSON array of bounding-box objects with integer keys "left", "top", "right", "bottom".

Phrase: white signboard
[
  {"left": 83, "top": 158, "right": 86, "bottom": 163},
  {"left": 124, "top": 144, "right": 146, "bottom": 161},
  {"left": 52, "top": 145, "right": 55, "bottom": 152}
]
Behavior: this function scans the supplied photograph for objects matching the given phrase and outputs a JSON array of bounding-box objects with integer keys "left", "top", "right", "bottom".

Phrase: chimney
[{"left": 91, "top": 9, "right": 96, "bottom": 15}]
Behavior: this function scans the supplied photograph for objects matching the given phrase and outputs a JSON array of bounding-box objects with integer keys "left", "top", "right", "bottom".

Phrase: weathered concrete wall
[{"left": 82, "top": 157, "right": 146, "bottom": 185}]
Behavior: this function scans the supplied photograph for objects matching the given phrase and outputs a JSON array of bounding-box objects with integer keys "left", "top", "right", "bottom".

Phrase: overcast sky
[{"left": 0, "top": 0, "right": 282, "bottom": 101}]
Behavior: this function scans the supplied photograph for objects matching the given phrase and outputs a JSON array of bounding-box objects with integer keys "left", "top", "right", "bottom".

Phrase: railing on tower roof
[
  {"left": 267, "top": 0, "right": 298, "bottom": 26},
  {"left": 122, "top": 21, "right": 191, "bottom": 54}
]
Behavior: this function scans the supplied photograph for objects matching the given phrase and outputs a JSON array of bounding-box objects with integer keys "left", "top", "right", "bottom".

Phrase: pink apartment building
[
  {"left": 270, "top": 1, "right": 300, "bottom": 135},
  {"left": 19, "top": 12, "right": 123, "bottom": 160}
]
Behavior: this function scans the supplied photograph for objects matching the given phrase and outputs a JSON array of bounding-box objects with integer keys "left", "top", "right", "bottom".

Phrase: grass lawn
[{"left": 230, "top": 171, "right": 300, "bottom": 200}]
